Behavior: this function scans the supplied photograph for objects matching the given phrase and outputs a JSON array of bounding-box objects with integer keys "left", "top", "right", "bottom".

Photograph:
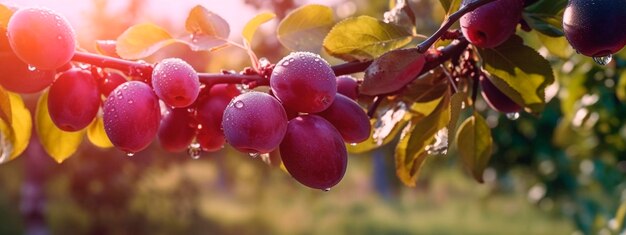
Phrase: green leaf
[
  {"left": 614, "top": 201, "right": 626, "bottom": 232},
  {"left": 36, "top": 92, "right": 84, "bottom": 163},
  {"left": 361, "top": 48, "right": 426, "bottom": 96},
  {"left": 522, "top": 0, "right": 567, "bottom": 37},
  {"left": 242, "top": 13, "right": 275, "bottom": 47},
  {"left": 536, "top": 32, "right": 573, "bottom": 59},
  {"left": 439, "top": 0, "right": 462, "bottom": 15},
  {"left": 116, "top": 23, "right": 179, "bottom": 60},
  {"left": 455, "top": 112, "right": 493, "bottom": 183},
  {"left": 402, "top": 69, "right": 450, "bottom": 104},
  {"left": 477, "top": 35, "right": 555, "bottom": 113},
  {"left": 617, "top": 73, "right": 626, "bottom": 103},
  {"left": 446, "top": 92, "right": 466, "bottom": 151},
  {"left": 395, "top": 93, "right": 450, "bottom": 187},
  {"left": 323, "top": 16, "right": 412, "bottom": 61},
  {"left": 278, "top": 4, "right": 334, "bottom": 53},
  {"left": 348, "top": 103, "right": 410, "bottom": 154}
]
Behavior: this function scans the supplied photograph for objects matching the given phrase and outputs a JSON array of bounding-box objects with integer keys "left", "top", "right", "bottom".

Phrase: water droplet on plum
[
  {"left": 506, "top": 112, "right": 520, "bottom": 120},
  {"left": 188, "top": 142, "right": 202, "bottom": 159},
  {"left": 234, "top": 100, "right": 244, "bottom": 108},
  {"left": 593, "top": 54, "right": 612, "bottom": 66}
]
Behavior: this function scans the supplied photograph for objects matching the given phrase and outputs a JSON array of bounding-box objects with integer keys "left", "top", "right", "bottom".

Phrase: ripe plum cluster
[{"left": 221, "top": 52, "right": 371, "bottom": 190}]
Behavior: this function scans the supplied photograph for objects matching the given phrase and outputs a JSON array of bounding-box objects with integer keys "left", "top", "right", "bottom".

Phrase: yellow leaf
[
  {"left": 36, "top": 92, "right": 84, "bottom": 163},
  {"left": 87, "top": 116, "right": 113, "bottom": 148},
  {"left": 278, "top": 4, "right": 334, "bottom": 53},
  {"left": 0, "top": 86, "right": 12, "bottom": 126},
  {"left": 0, "top": 4, "right": 14, "bottom": 29},
  {"left": 395, "top": 94, "right": 450, "bottom": 186},
  {"left": 323, "top": 15, "right": 412, "bottom": 61},
  {"left": 0, "top": 93, "right": 32, "bottom": 163},
  {"left": 116, "top": 23, "right": 178, "bottom": 60},
  {"left": 242, "top": 13, "right": 275, "bottom": 47},
  {"left": 185, "top": 5, "right": 229, "bottom": 38}
]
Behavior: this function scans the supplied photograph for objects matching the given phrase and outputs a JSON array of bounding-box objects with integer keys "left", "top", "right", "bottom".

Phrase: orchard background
[{"left": 0, "top": 0, "right": 624, "bottom": 234}]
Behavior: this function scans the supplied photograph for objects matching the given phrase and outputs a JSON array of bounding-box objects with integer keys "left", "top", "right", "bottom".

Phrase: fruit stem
[
  {"left": 367, "top": 96, "right": 384, "bottom": 118},
  {"left": 417, "top": 0, "right": 497, "bottom": 53}
]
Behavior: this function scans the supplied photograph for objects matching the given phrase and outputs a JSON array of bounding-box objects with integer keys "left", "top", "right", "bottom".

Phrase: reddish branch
[{"left": 72, "top": 51, "right": 153, "bottom": 76}]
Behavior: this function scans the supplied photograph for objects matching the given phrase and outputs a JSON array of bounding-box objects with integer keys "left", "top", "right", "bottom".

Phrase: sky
[{"left": 0, "top": 0, "right": 344, "bottom": 40}]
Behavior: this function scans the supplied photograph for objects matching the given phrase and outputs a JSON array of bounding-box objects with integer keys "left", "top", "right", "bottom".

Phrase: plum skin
[
  {"left": 270, "top": 51, "right": 337, "bottom": 113},
  {"left": 460, "top": 0, "right": 525, "bottom": 48},
  {"left": 480, "top": 76, "right": 522, "bottom": 113},
  {"left": 280, "top": 115, "right": 347, "bottom": 190},
  {"left": 7, "top": 7, "right": 76, "bottom": 70},
  {"left": 151, "top": 58, "right": 200, "bottom": 108},
  {"left": 196, "top": 84, "right": 240, "bottom": 152},
  {"left": 562, "top": 0, "right": 626, "bottom": 57},
  {"left": 317, "top": 94, "right": 371, "bottom": 143},
  {"left": 222, "top": 92, "right": 288, "bottom": 154},
  {"left": 158, "top": 108, "right": 196, "bottom": 153},
  {"left": 103, "top": 81, "right": 161, "bottom": 153},
  {"left": 336, "top": 75, "right": 359, "bottom": 100},
  {"left": 48, "top": 68, "right": 101, "bottom": 131}
]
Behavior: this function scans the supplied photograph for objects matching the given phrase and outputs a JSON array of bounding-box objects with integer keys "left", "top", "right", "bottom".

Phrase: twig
[{"left": 417, "top": 0, "right": 496, "bottom": 53}]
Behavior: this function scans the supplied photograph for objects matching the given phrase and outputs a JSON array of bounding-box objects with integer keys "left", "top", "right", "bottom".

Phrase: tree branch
[
  {"left": 417, "top": 0, "right": 496, "bottom": 53},
  {"left": 332, "top": 60, "right": 372, "bottom": 76},
  {"left": 72, "top": 51, "right": 153, "bottom": 76}
]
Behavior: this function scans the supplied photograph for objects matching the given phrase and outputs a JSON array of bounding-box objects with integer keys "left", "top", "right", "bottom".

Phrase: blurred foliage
[{"left": 0, "top": 0, "right": 625, "bottom": 234}]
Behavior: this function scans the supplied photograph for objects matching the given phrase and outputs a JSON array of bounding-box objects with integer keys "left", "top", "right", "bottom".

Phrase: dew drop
[
  {"left": 127, "top": 100, "right": 134, "bottom": 104},
  {"left": 259, "top": 57, "right": 270, "bottom": 68},
  {"left": 350, "top": 143, "right": 357, "bottom": 146},
  {"left": 593, "top": 54, "right": 612, "bottom": 66},
  {"left": 282, "top": 61, "right": 290, "bottom": 66},
  {"left": 126, "top": 152, "right": 135, "bottom": 157},
  {"left": 27, "top": 65, "right": 37, "bottom": 71},
  {"left": 234, "top": 100, "right": 244, "bottom": 108},
  {"left": 249, "top": 152, "right": 259, "bottom": 158},
  {"left": 188, "top": 142, "right": 202, "bottom": 159},
  {"left": 323, "top": 188, "right": 331, "bottom": 192},
  {"left": 122, "top": 85, "right": 128, "bottom": 90},
  {"left": 506, "top": 112, "right": 520, "bottom": 120},
  {"left": 237, "top": 83, "right": 250, "bottom": 93}
]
